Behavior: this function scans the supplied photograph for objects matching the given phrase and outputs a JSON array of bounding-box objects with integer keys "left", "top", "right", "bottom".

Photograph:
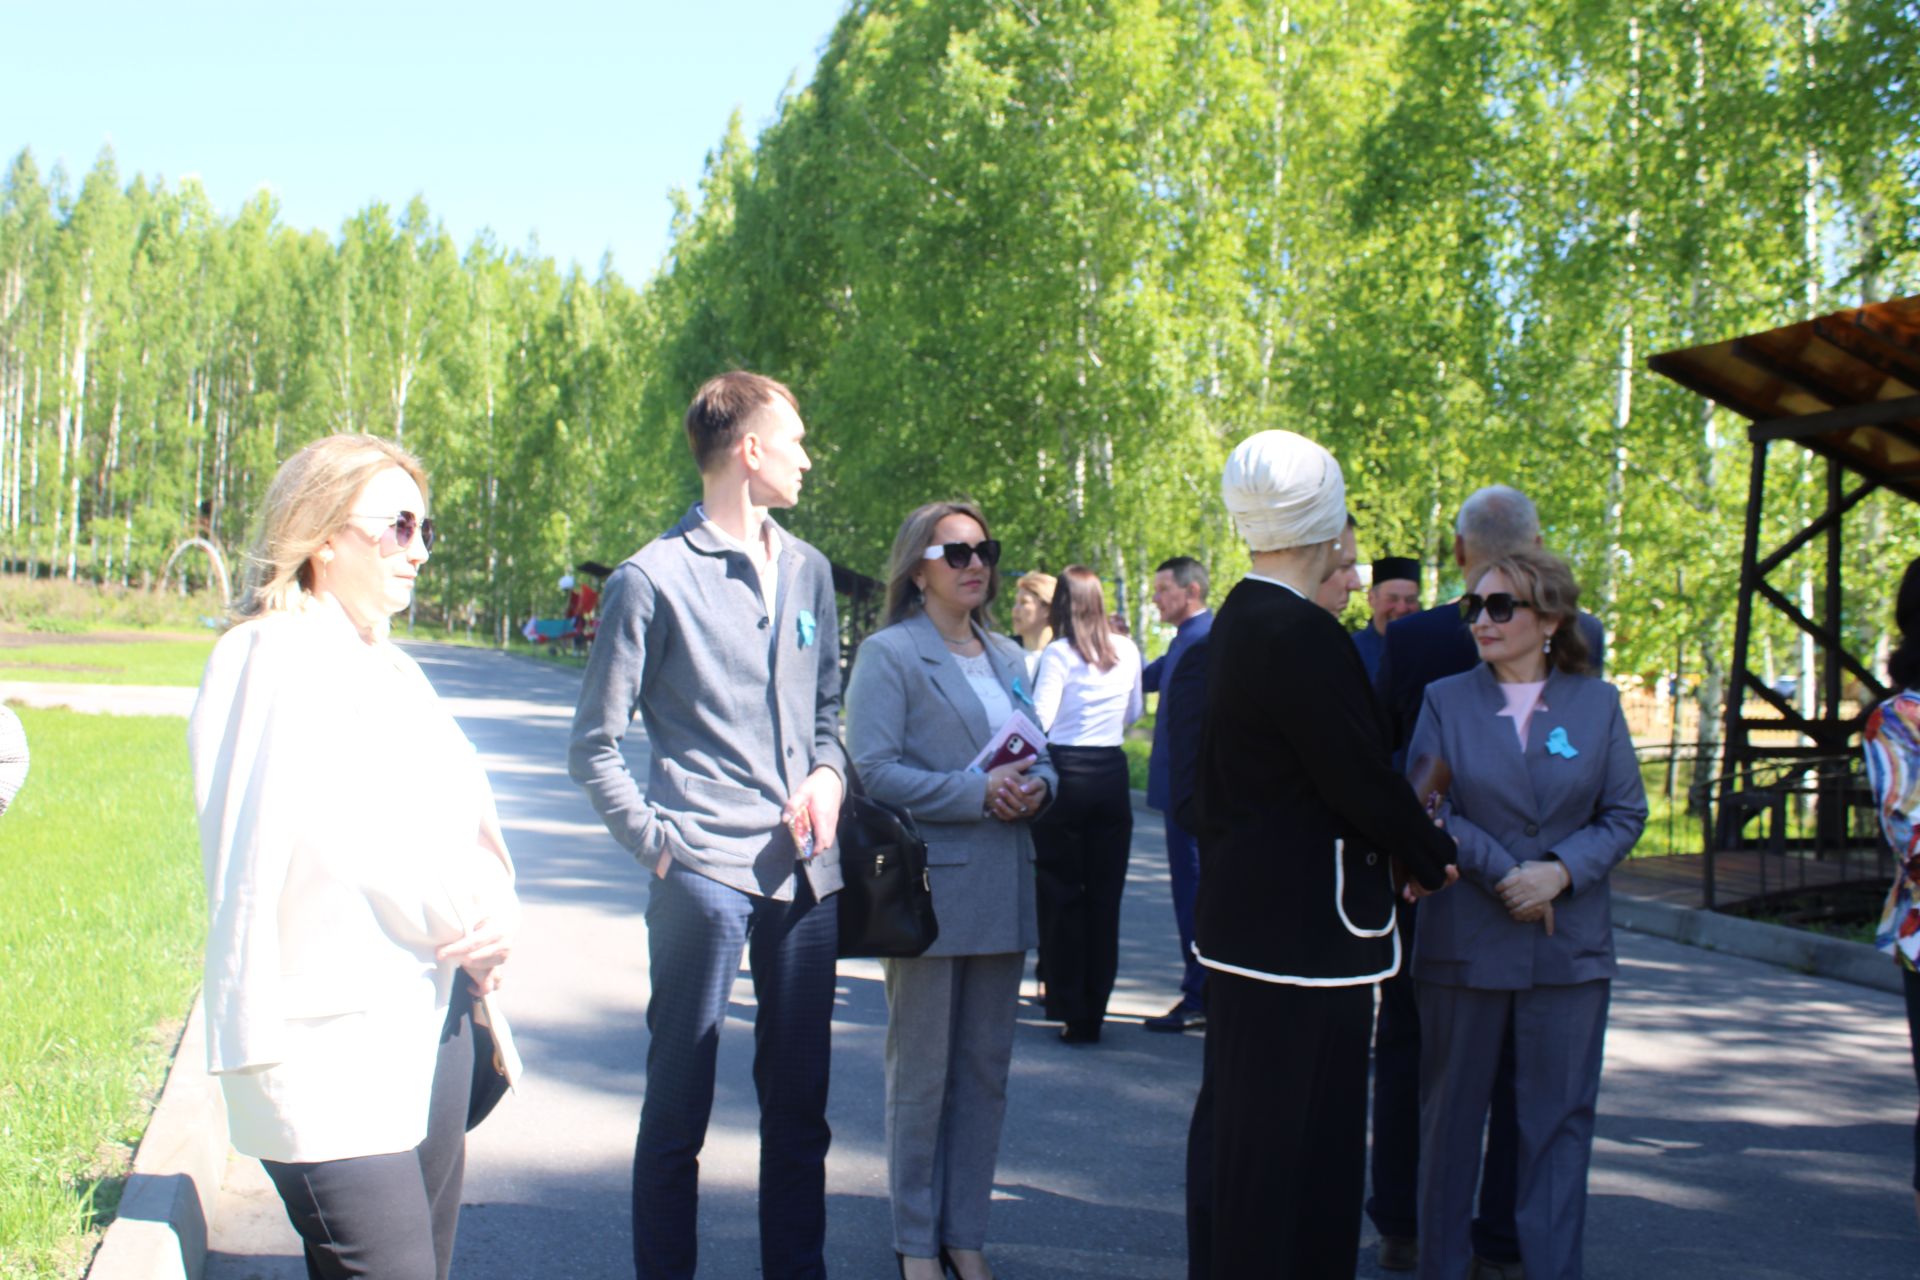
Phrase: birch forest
[{"left": 2, "top": 0, "right": 1917, "bottom": 726}]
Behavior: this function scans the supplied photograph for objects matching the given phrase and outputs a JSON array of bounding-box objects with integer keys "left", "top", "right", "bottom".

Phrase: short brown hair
[
  {"left": 684, "top": 370, "right": 799, "bottom": 473},
  {"left": 1050, "top": 565, "right": 1119, "bottom": 671},
  {"left": 1467, "top": 548, "right": 1590, "bottom": 675}
]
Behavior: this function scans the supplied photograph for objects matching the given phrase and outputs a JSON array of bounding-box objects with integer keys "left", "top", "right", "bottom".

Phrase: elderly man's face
[
  {"left": 1314, "top": 529, "right": 1362, "bottom": 616},
  {"left": 1368, "top": 577, "right": 1421, "bottom": 633}
]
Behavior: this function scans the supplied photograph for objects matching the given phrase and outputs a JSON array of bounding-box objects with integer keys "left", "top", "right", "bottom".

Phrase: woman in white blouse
[
  {"left": 1031, "top": 565, "right": 1144, "bottom": 1043},
  {"left": 189, "top": 434, "right": 518, "bottom": 1280}
]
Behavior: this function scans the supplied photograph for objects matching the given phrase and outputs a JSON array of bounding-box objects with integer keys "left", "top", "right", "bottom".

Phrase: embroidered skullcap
[
  {"left": 1220, "top": 430, "right": 1348, "bottom": 552},
  {"left": 0, "top": 705, "right": 27, "bottom": 817}
]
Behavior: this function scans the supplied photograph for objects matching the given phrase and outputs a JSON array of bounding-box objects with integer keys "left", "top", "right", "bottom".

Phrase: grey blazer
[
  {"left": 844, "top": 612, "right": 1055, "bottom": 956},
  {"left": 1407, "top": 665, "right": 1648, "bottom": 990},
  {"left": 568, "top": 505, "right": 848, "bottom": 902}
]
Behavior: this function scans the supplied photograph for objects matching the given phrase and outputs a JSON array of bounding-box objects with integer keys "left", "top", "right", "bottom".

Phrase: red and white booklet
[{"left": 967, "top": 710, "right": 1047, "bottom": 774}]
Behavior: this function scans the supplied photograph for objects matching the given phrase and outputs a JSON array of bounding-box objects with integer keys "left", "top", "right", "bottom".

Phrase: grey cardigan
[
  {"left": 1407, "top": 664, "right": 1648, "bottom": 989},
  {"left": 568, "top": 505, "right": 848, "bottom": 902},
  {"left": 844, "top": 612, "right": 1055, "bottom": 956}
]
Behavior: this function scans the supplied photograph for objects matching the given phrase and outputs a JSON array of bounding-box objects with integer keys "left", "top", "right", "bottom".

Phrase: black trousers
[
  {"left": 1032, "top": 744, "right": 1133, "bottom": 1027},
  {"left": 1367, "top": 903, "right": 1523, "bottom": 1261},
  {"left": 262, "top": 988, "right": 478, "bottom": 1280},
  {"left": 1906, "top": 966, "right": 1920, "bottom": 1192},
  {"left": 1206, "top": 973, "right": 1373, "bottom": 1279}
]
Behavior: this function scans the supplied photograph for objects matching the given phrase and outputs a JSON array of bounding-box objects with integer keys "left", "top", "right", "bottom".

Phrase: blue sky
[{"left": 1, "top": 0, "right": 851, "bottom": 278}]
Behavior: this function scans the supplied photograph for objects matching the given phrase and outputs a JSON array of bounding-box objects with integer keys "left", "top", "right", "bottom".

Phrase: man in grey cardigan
[{"left": 569, "top": 371, "right": 847, "bottom": 1280}]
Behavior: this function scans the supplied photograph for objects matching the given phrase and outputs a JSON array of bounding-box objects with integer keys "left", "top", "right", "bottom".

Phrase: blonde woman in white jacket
[{"left": 190, "top": 434, "right": 518, "bottom": 1280}]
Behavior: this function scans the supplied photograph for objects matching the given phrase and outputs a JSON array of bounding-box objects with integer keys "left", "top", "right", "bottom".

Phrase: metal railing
[{"left": 1629, "top": 741, "right": 1890, "bottom": 911}]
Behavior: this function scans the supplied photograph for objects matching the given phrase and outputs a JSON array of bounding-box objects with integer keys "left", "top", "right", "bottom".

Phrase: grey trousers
[
  {"left": 882, "top": 952, "right": 1024, "bottom": 1256},
  {"left": 1415, "top": 980, "right": 1611, "bottom": 1280}
]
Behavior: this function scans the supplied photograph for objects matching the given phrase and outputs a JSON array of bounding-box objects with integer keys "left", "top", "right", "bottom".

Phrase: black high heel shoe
[{"left": 940, "top": 1247, "right": 993, "bottom": 1279}]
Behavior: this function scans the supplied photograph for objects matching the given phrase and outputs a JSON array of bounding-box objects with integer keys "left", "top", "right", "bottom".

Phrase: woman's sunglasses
[
  {"left": 922, "top": 539, "right": 1001, "bottom": 570},
  {"left": 350, "top": 509, "right": 436, "bottom": 551},
  {"left": 1460, "top": 592, "right": 1532, "bottom": 624}
]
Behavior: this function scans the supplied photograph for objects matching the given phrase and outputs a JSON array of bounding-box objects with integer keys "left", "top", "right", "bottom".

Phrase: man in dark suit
[
  {"left": 1366, "top": 484, "right": 1605, "bottom": 1279},
  {"left": 1142, "top": 555, "right": 1213, "bottom": 1031}
]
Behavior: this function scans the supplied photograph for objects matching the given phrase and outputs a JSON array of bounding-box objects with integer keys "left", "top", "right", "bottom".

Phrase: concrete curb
[
  {"left": 87, "top": 994, "right": 227, "bottom": 1280},
  {"left": 1612, "top": 892, "right": 1899, "bottom": 995}
]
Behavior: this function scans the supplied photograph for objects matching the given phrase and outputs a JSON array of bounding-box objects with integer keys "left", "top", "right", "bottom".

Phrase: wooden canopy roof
[{"left": 1648, "top": 294, "right": 1920, "bottom": 503}]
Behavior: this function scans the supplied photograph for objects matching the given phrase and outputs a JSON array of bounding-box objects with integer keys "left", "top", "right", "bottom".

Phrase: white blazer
[{"left": 189, "top": 598, "right": 517, "bottom": 1163}]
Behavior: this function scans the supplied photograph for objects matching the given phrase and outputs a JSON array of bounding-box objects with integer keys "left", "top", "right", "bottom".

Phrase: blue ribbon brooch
[
  {"left": 1010, "top": 676, "right": 1035, "bottom": 708},
  {"left": 1545, "top": 726, "right": 1579, "bottom": 759},
  {"left": 796, "top": 609, "right": 817, "bottom": 649}
]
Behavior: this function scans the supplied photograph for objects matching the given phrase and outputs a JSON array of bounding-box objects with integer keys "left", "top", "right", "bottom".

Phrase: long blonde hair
[{"left": 237, "top": 434, "right": 428, "bottom": 621}]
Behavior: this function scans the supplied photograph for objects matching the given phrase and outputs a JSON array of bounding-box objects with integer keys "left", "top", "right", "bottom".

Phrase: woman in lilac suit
[{"left": 1407, "top": 548, "right": 1646, "bottom": 1280}]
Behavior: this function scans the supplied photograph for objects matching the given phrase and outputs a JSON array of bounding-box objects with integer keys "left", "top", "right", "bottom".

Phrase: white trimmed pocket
[{"left": 1333, "top": 838, "right": 1398, "bottom": 938}]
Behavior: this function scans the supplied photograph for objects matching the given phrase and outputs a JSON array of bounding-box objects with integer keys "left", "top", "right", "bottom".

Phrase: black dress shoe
[
  {"left": 1377, "top": 1234, "right": 1418, "bottom": 1271},
  {"left": 1143, "top": 1001, "right": 1205, "bottom": 1033},
  {"left": 1059, "top": 1020, "right": 1102, "bottom": 1044}
]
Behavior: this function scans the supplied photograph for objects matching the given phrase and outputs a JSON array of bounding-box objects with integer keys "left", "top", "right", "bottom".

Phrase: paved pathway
[
  {"left": 202, "top": 643, "right": 1917, "bottom": 1278},
  {"left": 0, "top": 680, "right": 196, "bottom": 716}
]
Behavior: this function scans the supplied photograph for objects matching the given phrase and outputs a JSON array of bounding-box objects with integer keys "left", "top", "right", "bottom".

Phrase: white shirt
[
  {"left": 1033, "top": 634, "right": 1145, "bottom": 747},
  {"left": 697, "top": 502, "right": 781, "bottom": 614}
]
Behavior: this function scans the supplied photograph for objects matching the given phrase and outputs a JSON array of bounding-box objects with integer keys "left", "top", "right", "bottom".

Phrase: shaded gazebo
[{"left": 1647, "top": 294, "right": 1920, "bottom": 909}]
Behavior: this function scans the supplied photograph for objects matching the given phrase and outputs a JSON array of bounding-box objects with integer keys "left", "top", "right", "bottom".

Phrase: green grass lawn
[
  {"left": 0, "top": 707, "right": 204, "bottom": 1279},
  {"left": 0, "top": 637, "right": 215, "bottom": 687}
]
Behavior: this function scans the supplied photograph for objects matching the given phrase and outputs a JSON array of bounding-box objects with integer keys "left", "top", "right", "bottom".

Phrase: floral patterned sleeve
[{"left": 1866, "top": 693, "right": 1920, "bottom": 970}]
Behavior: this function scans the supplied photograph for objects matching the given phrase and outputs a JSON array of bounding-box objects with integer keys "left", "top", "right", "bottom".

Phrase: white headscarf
[{"left": 1220, "top": 430, "right": 1348, "bottom": 552}]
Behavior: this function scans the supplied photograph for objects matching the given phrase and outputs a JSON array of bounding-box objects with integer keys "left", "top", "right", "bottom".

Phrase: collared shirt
[{"left": 696, "top": 502, "right": 782, "bottom": 615}]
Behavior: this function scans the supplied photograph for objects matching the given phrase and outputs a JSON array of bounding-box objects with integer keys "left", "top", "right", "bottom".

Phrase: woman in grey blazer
[
  {"left": 1407, "top": 549, "right": 1646, "bottom": 1280},
  {"left": 845, "top": 500, "right": 1056, "bottom": 1280}
]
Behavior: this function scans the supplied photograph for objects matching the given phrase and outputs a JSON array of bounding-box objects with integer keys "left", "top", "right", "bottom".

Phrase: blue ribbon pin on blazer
[
  {"left": 1011, "top": 676, "right": 1035, "bottom": 708},
  {"left": 797, "top": 609, "right": 817, "bottom": 649},
  {"left": 1546, "top": 726, "right": 1579, "bottom": 759}
]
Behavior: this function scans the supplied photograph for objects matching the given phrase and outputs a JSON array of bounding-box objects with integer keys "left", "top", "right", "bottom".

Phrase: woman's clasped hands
[
  {"left": 1496, "top": 859, "right": 1572, "bottom": 935},
  {"left": 985, "top": 756, "right": 1045, "bottom": 822}
]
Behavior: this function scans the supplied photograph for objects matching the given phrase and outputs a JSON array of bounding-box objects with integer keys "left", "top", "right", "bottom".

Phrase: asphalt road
[{"left": 202, "top": 641, "right": 1917, "bottom": 1279}]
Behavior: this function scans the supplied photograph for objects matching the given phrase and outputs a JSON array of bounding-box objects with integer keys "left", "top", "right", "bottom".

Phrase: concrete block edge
[
  {"left": 86, "top": 991, "right": 230, "bottom": 1280},
  {"left": 1614, "top": 893, "right": 1901, "bottom": 995}
]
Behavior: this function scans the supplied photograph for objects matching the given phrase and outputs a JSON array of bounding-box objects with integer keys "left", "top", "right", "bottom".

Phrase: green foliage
[
  {"left": 1, "top": 0, "right": 1917, "bottom": 707},
  {"left": 0, "top": 707, "right": 203, "bottom": 1278},
  {"left": 0, "top": 636, "right": 214, "bottom": 686}
]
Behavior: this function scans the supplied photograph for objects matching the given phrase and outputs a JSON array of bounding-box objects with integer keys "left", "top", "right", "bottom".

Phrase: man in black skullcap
[{"left": 1351, "top": 555, "right": 1421, "bottom": 685}]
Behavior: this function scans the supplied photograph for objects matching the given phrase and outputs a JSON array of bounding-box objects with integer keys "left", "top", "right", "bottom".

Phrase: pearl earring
[{"left": 1544, "top": 633, "right": 1554, "bottom": 654}]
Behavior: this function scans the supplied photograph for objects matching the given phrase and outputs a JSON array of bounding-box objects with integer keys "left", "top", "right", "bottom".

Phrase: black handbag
[{"left": 834, "top": 770, "right": 939, "bottom": 958}]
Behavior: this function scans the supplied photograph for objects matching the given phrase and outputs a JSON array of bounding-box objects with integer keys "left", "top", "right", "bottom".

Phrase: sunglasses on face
[
  {"left": 350, "top": 509, "right": 436, "bottom": 551},
  {"left": 1460, "top": 592, "right": 1533, "bottom": 625},
  {"left": 922, "top": 539, "right": 1001, "bottom": 570}
]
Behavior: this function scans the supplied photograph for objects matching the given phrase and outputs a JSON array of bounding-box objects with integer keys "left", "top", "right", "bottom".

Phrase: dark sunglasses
[
  {"left": 1460, "top": 592, "right": 1533, "bottom": 625},
  {"left": 922, "top": 539, "right": 1001, "bottom": 570},
  {"left": 352, "top": 509, "right": 436, "bottom": 551}
]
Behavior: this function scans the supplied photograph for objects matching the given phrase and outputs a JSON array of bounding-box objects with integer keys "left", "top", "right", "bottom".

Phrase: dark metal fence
[{"left": 1627, "top": 740, "right": 1891, "bottom": 912}]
